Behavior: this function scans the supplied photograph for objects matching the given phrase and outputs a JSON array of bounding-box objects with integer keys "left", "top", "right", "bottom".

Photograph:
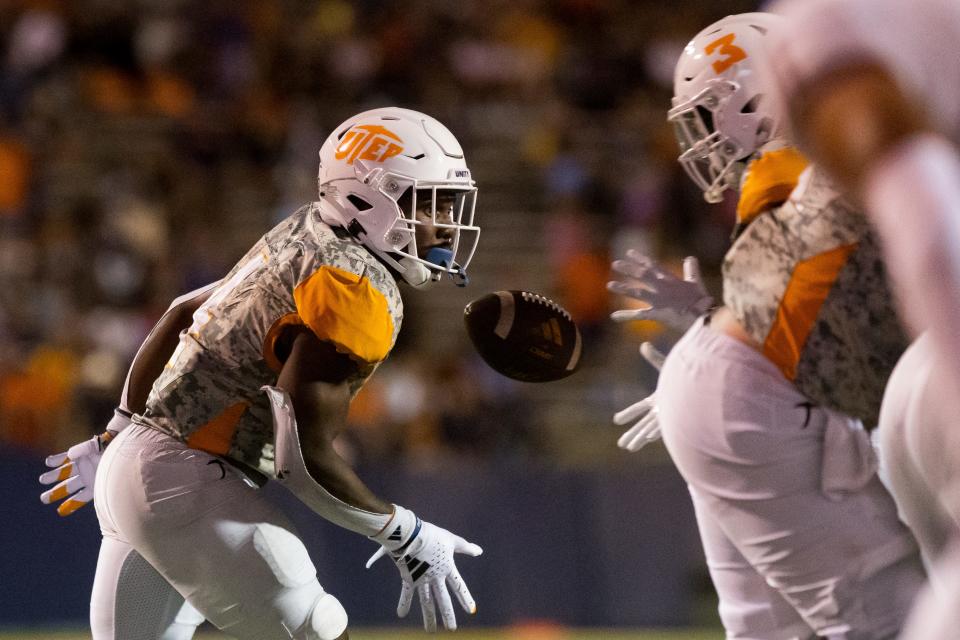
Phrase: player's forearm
[
  {"left": 120, "top": 283, "right": 218, "bottom": 414},
  {"left": 270, "top": 327, "right": 397, "bottom": 529},
  {"left": 266, "top": 384, "right": 400, "bottom": 536},
  {"left": 302, "top": 444, "right": 392, "bottom": 515},
  {"left": 293, "top": 381, "right": 392, "bottom": 515},
  {"left": 123, "top": 305, "right": 194, "bottom": 413}
]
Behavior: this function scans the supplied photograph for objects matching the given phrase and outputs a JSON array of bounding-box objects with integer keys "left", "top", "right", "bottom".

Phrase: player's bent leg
[
  {"left": 657, "top": 319, "right": 926, "bottom": 639},
  {"left": 175, "top": 518, "right": 349, "bottom": 640},
  {"left": 900, "top": 540, "right": 960, "bottom": 640},
  {"left": 877, "top": 335, "right": 957, "bottom": 575},
  {"left": 97, "top": 423, "right": 349, "bottom": 640},
  {"left": 90, "top": 536, "right": 203, "bottom": 640},
  {"left": 689, "top": 488, "right": 814, "bottom": 640}
]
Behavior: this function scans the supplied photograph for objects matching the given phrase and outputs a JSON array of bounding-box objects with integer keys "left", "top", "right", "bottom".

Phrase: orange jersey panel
[{"left": 293, "top": 265, "right": 395, "bottom": 364}]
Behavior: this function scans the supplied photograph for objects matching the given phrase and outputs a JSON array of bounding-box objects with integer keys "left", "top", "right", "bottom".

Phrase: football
[{"left": 463, "top": 290, "right": 583, "bottom": 382}]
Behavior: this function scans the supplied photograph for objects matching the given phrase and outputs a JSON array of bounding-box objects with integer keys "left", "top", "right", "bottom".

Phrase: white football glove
[
  {"left": 367, "top": 510, "right": 482, "bottom": 632},
  {"left": 608, "top": 250, "right": 713, "bottom": 332},
  {"left": 39, "top": 410, "right": 131, "bottom": 516},
  {"left": 615, "top": 342, "right": 667, "bottom": 453}
]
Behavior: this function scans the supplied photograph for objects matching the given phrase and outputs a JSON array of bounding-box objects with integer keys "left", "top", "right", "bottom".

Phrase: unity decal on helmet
[
  {"left": 705, "top": 33, "right": 747, "bottom": 74},
  {"left": 334, "top": 125, "right": 405, "bottom": 165}
]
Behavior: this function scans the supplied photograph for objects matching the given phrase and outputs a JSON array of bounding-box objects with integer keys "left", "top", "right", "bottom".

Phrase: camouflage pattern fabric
[
  {"left": 724, "top": 166, "right": 909, "bottom": 426},
  {"left": 137, "top": 202, "right": 403, "bottom": 472}
]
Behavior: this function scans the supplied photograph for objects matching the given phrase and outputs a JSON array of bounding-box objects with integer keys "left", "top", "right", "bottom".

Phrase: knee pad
[{"left": 296, "top": 593, "right": 347, "bottom": 640}]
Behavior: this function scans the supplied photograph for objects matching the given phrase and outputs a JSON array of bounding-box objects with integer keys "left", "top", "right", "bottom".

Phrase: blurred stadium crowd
[{"left": 0, "top": 0, "right": 757, "bottom": 465}]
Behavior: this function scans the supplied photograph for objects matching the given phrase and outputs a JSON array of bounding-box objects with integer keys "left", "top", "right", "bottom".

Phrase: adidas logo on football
[{"left": 539, "top": 318, "right": 563, "bottom": 345}]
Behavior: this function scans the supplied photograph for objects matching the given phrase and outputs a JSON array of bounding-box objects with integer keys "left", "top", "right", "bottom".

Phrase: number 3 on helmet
[
  {"left": 316, "top": 107, "right": 480, "bottom": 288},
  {"left": 669, "top": 13, "right": 785, "bottom": 203}
]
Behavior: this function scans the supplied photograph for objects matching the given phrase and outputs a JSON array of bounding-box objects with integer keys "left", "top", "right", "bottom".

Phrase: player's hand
[
  {"left": 367, "top": 518, "right": 482, "bottom": 632},
  {"left": 39, "top": 411, "right": 130, "bottom": 516},
  {"left": 615, "top": 342, "right": 666, "bottom": 453},
  {"left": 608, "top": 251, "right": 713, "bottom": 332}
]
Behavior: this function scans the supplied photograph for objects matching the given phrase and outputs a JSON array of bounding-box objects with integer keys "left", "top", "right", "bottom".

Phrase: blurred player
[
  {"left": 875, "top": 334, "right": 960, "bottom": 578},
  {"left": 765, "top": 0, "right": 960, "bottom": 405},
  {"left": 763, "top": 4, "right": 960, "bottom": 638},
  {"left": 40, "top": 107, "right": 483, "bottom": 639},
  {"left": 608, "top": 13, "right": 925, "bottom": 639}
]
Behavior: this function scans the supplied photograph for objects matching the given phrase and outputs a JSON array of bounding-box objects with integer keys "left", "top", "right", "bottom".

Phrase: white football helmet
[
  {"left": 669, "top": 12, "right": 785, "bottom": 203},
  {"left": 317, "top": 107, "right": 480, "bottom": 288}
]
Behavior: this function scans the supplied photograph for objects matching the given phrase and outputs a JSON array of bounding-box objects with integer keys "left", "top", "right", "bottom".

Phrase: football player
[
  {"left": 764, "top": 0, "right": 960, "bottom": 407},
  {"left": 608, "top": 13, "right": 925, "bottom": 639},
  {"left": 40, "top": 107, "right": 483, "bottom": 639},
  {"left": 766, "top": 0, "right": 960, "bottom": 569},
  {"left": 761, "top": 2, "right": 960, "bottom": 637},
  {"left": 771, "top": 0, "right": 960, "bottom": 396}
]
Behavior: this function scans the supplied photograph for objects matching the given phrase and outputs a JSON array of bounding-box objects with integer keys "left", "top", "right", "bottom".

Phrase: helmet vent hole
[
  {"left": 336, "top": 127, "right": 350, "bottom": 140},
  {"left": 749, "top": 24, "right": 768, "bottom": 35},
  {"left": 741, "top": 95, "right": 762, "bottom": 114},
  {"left": 404, "top": 153, "right": 426, "bottom": 160},
  {"left": 346, "top": 194, "right": 373, "bottom": 211}
]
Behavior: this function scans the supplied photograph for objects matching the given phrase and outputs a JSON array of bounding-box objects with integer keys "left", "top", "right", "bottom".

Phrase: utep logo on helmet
[{"left": 335, "top": 125, "right": 404, "bottom": 165}]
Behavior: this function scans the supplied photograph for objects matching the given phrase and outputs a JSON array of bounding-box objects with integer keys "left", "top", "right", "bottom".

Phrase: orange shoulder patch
[
  {"left": 293, "top": 265, "right": 394, "bottom": 364},
  {"left": 737, "top": 148, "right": 808, "bottom": 225}
]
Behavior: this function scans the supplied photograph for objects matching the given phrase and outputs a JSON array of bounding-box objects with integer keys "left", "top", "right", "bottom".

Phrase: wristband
[
  {"left": 105, "top": 407, "right": 134, "bottom": 437},
  {"left": 370, "top": 505, "right": 420, "bottom": 553}
]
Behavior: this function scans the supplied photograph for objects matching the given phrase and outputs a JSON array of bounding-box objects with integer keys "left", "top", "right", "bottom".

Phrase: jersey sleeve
[
  {"left": 736, "top": 147, "right": 808, "bottom": 227},
  {"left": 291, "top": 265, "right": 396, "bottom": 364}
]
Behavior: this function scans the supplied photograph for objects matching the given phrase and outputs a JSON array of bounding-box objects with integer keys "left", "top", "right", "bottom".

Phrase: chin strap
[
  {"left": 395, "top": 256, "right": 433, "bottom": 289},
  {"left": 343, "top": 219, "right": 468, "bottom": 288}
]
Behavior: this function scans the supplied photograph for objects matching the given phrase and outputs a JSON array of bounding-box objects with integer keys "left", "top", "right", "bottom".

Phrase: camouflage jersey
[
  {"left": 723, "top": 150, "right": 909, "bottom": 427},
  {"left": 137, "top": 202, "right": 403, "bottom": 472}
]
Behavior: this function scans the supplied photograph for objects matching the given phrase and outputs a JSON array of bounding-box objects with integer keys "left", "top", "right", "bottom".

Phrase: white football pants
[
  {"left": 877, "top": 334, "right": 960, "bottom": 578},
  {"left": 657, "top": 317, "right": 925, "bottom": 640},
  {"left": 899, "top": 541, "right": 960, "bottom": 640},
  {"left": 92, "top": 423, "right": 348, "bottom": 640},
  {"left": 879, "top": 334, "right": 960, "bottom": 640}
]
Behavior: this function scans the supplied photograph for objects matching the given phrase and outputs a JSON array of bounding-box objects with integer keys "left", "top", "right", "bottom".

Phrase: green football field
[{"left": 0, "top": 628, "right": 721, "bottom": 639}]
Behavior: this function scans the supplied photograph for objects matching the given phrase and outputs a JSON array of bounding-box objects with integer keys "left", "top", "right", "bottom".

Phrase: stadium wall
[{"left": 3, "top": 447, "right": 703, "bottom": 628}]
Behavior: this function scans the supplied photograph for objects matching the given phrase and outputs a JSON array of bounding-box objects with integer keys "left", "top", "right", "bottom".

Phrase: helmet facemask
[
  {"left": 324, "top": 161, "right": 480, "bottom": 288},
  {"left": 669, "top": 80, "right": 768, "bottom": 203},
  {"left": 390, "top": 182, "right": 480, "bottom": 287}
]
